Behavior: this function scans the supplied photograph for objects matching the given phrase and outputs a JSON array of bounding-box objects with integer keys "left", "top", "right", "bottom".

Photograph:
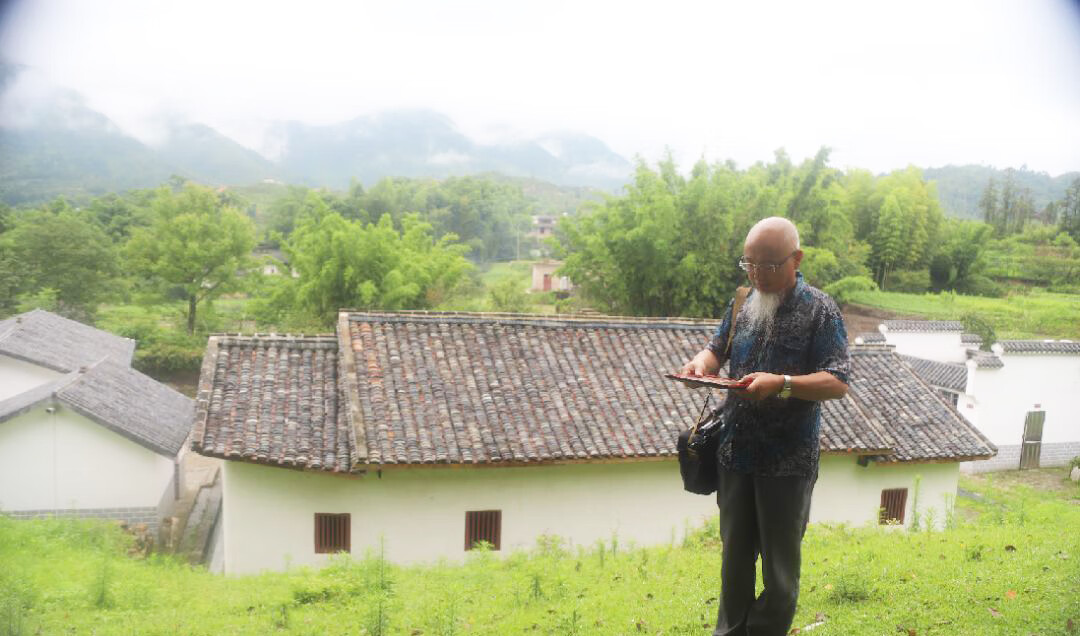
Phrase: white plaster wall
[
  {"left": 968, "top": 355, "right": 1080, "bottom": 447},
  {"left": 0, "top": 355, "right": 63, "bottom": 402},
  {"left": 221, "top": 460, "right": 719, "bottom": 574},
  {"left": 882, "top": 332, "right": 966, "bottom": 363},
  {"left": 0, "top": 405, "right": 175, "bottom": 512},
  {"left": 810, "top": 455, "right": 959, "bottom": 529}
]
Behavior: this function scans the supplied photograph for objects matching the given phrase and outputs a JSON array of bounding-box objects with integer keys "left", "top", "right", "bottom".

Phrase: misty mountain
[
  {"left": 269, "top": 110, "right": 631, "bottom": 191},
  {"left": 156, "top": 123, "right": 280, "bottom": 186},
  {"left": 924, "top": 164, "right": 1079, "bottom": 220},
  {"left": 0, "top": 69, "right": 632, "bottom": 204}
]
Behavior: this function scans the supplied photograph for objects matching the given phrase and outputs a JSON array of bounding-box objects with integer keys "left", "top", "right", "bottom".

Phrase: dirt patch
[
  {"left": 840, "top": 304, "right": 916, "bottom": 341},
  {"left": 964, "top": 467, "right": 1079, "bottom": 496}
]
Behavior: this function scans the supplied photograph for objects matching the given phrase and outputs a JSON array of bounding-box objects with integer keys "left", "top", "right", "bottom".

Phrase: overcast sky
[{"left": 2, "top": 0, "right": 1079, "bottom": 175}]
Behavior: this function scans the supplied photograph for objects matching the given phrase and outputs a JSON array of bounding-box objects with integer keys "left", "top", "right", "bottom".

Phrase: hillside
[{"left": 924, "top": 164, "right": 1078, "bottom": 220}]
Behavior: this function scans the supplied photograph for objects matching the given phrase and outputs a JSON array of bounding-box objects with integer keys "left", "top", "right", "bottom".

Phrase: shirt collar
[{"left": 777, "top": 271, "right": 806, "bottom": 313}]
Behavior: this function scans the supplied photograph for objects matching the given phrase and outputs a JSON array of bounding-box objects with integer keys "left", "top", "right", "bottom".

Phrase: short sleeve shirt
[{"left": 706, "top": 272, "right": 850, "bottom": 477}]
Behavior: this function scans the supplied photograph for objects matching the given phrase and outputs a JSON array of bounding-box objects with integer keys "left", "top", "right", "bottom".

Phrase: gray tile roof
[
  {"left": 0, "top": 309, "right": 135, "bottom": 372},
  {"left": 850, "top": 349, "right": 995, "bottom": 462},
  {"left": 192, "top": 312, "right": 995, "bottom": 472},
  {"left": 855, "top": 332, "right": 886, "bottom": 344},
  {"left": 882, "top": 320, "right": 964, "bottom": 332},
  {"left": 0, "top": 359, "right": 193, "bottom": 457},
  {"left": 998, "top": 340, "right": 1080, "bottom": 354},
  {"left": 960, "top": 333, "right": 983, "bottom": 345},
  {"left": 191, "top": 335, "right": 352, "bottom": 472},
  {"left": 967, "top": 349, "right": 1004, "bottom": 369},
  {"left": 899, "top": 355, "right": 967, "bottom": 393}
]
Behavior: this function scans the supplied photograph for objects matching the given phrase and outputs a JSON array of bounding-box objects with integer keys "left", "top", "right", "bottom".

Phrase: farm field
[
  {"left": 2, "top": 469, "right": 1078, "bottom": 635},
  {"left": 846, "top": 289, "right": 1080, "bottom": 340}
]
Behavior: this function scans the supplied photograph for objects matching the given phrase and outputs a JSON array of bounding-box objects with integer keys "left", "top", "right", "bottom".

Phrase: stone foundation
[
  {"left": 962, "top": 442, "right": 1080, "bottom": 473},
  {"left": 4, "top": 506, "right": 159, "bottom": 530}
]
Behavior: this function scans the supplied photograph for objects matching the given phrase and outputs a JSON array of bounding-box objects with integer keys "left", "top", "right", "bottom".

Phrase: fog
[{"left": 2, "top": 0, "right": 1079, "bottom": 174}]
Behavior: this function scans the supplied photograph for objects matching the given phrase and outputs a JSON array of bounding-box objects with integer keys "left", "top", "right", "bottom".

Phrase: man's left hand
[{"left": 739, "top": 372, "right": 785, "bottom": 401}]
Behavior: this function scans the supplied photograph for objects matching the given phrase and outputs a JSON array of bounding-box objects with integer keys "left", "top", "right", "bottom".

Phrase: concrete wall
[
  {"left": 0, "top": 404, "right": 175, "bottom": 518},
  {"left": 221, "top": 459, "right": 719, "bottom": 574},
  {"left": 962, "top": 353, "right": 1080, "bottom": 456},
  {"left": 881, "top": 331, "right": 967, "bottom": 363},
  {"left": 0, "top": 355, "right": 63, "bottom": 402},
  {"left": 220, "top": 455, "right": 966, "bottom": 574},
  {"left": 810, "top": 455, "right": 959, "bottom": 529},
  {"left": 963, "top": 441, "right": 1080, "bottom": 473}
]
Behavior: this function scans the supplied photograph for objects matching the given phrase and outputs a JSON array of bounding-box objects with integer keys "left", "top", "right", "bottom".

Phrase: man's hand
[
  {"left": 680, "top": 349, "right": 720, "bottom": 377},
  {"left": 739, "top": 372, "right": 785, "bottom": 401}
]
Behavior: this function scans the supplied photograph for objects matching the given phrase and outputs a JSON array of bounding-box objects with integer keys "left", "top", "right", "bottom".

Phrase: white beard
[{"left": 745, "top": 289, "right": 783, "bottom": 332}]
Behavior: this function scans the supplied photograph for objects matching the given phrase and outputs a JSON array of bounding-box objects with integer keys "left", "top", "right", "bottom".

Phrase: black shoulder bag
[{"left": 676, "top": 287, "right": 749, "bottom": 495}]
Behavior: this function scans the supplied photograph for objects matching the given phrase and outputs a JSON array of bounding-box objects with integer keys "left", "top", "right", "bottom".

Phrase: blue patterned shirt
[{"left": 706, "top": 272, "right": 850, "bottom": 477}]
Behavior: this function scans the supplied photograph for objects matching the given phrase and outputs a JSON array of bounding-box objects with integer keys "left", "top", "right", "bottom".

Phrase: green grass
[
  {"left": 3, "top": 470, "right": 1078, "bottom": 635},
  {"left": 848, "top": 288, "right": 1080, "bottom": 340}
]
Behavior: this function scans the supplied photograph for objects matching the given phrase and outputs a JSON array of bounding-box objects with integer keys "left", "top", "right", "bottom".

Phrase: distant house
[
  {"left": 528, "top": 215, "right": 557, "bottom": 239},
  {"left": 191, "top": 312, "right": 993, "bottom": 574},
  {"left": 0, "top": 310, "right": 194, "bottom": 529},
  {"left": 530, "top": 260, "right": 572, "bottom": 293},
  {"left": 958, "top": 340, "right": 1080, "bottom": 472},
  {"left": 861, "top": 320, "right": 979, "bottom": 363},
  {"left": 858, "top": 319, "right": 1080, "bottom": 473}
]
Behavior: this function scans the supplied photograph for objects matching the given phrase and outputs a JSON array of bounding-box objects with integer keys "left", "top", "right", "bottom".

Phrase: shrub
[
  {"left": 886, "top": 269, "right": 931, "bottom": 293},
  {"left": 956, "top": 274, "right": 1005, "bottom": 298},
  {"left": 823, "top": 276, "right": 878, "bottom": 306}
]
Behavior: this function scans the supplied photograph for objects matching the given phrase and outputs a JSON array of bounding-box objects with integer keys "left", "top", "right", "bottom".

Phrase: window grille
[
  {"left": 879, "top": 488, "right": 907, "bottom": 525},
  {"left": 314, "top": 513, "right": 351, "bottom": 553},
  {"left": 464, "top": 510, "right": 501, "bottom": 550}
]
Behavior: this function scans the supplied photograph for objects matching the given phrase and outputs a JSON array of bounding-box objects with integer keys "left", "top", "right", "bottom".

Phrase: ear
[{"left": 792, "top": 249, "right": 804, "bottom": 270}]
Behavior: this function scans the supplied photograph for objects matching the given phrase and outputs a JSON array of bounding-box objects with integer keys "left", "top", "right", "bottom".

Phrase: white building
[
  {"left": 858, "top": 319, "right": 1080, "bottom": 473},
  {"left": 0, "top": 310, "right": 194, "bottom": 528},
  {"left": 530, "top": 260, "right": 573, "bottom": 293},
  {"left": 957, "top": 341, "right": 1080, "bottom": 472},
  {"left": 192, "top": 313, "right": 993, "bottom": 574}
]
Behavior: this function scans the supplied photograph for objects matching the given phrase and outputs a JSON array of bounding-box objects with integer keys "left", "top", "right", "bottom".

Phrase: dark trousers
[{"left": 712, "top": 469, "right": 816, "bottom": 636}]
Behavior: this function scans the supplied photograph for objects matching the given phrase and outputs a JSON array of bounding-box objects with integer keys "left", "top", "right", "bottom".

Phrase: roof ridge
[{"left": 343, "top": 310, "right": 718, "bottom": 328}]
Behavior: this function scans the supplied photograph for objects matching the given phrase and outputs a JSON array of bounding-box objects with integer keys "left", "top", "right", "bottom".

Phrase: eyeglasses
[{"left": 738, "top": 250, "right": 797, "bottom": 275}]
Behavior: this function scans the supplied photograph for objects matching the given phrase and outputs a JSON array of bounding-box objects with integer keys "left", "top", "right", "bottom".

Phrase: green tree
[
  {"left": 283, "top": 201, "right": 472, "bottom": 324},
  {"left": 2, "top": 204, "right": 119, "bottom": 320},
  {"left": 126, "top": 185, "right": 256, "bottom": 334},
  {"left": 869, "top": 194, "right": 906, "bottom": 289},
  {"left": 1059, "top": 177, "right": 1080, "bottom": 242}
]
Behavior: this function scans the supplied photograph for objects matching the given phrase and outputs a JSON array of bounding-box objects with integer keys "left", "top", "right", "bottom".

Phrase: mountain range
[
  {"left": 1, "top": 65, "right": 1075, "bottom": 216},
  {"left": 0, "top": 67, "right": 632, "bottom": 204}
]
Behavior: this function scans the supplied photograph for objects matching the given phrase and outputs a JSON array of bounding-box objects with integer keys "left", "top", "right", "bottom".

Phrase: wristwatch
[{"left": 778, "top": 374, "right": 792, "bottom": 399}]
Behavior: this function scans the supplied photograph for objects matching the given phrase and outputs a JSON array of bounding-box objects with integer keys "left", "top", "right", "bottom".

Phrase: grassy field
[
  {"left": 847, "top": 288, "right": 1080, "bottom": 340},
  {"left": 3, "top": 469, "right": 1078, "bottom": 635}
]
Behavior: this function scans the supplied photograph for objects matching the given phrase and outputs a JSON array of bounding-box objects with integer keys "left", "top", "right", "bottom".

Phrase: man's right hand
[{"left": 680, "top": 349, "right": 720, "bottom": 377}]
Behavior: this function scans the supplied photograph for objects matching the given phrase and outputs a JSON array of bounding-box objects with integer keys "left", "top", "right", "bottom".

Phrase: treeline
[{"left": 554, "top": 150, "right": 1080, "bottom": 317}]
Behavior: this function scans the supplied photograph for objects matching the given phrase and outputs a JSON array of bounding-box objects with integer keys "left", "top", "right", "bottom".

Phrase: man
[{"left": 680, "top": 216, "right": 850, "bottom": 636}]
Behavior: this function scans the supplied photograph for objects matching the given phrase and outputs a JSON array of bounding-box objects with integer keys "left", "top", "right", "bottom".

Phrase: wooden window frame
[
  {"left": 879, "top": 488, "right": 908, "bottom": 525},
  {"left": 464, "top": 510, "right": 502, "bottom": 551},
  {"left": 314, "top": 513, "right": 351, "bottom": 554}
]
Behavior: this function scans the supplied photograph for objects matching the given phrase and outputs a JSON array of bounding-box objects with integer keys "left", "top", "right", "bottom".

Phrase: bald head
[
  {"left": 742, "top": 216, "right": 803, "bottom": 294},
  {"left": 746, "top": 216, "right": 800, "bottom": 253}
]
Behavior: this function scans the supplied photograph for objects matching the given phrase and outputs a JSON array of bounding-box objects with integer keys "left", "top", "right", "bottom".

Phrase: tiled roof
[
  {"left": 899, "top": 355, "right": 967, "bottom": 393},
  {"left": 854, "top": 332, "right": 886, "bottom": 344},
  {"left": 192, "top": 312, "right": 994, "bottom": 471},
  {"left": 967, "top": 349, "right": 1004, "bottom": 369},
  {"left": 0, "top": 309, "right": 135, "bottom": 372},
  {"left": 998, "top": 340, "right": 1080, "bottom": 354},
  {"left": 960, "top": 333, "right": 983, "bottom": 345},
  {"left": 882, "top": 320, "right": 963, "bottom": 332},
  {"left": 191, "top": 335, "right": 353, "bottom": 472},
  {"left": 849, "top": 349, "right": 995, "bottom": 463},
  {"left": 0, "top": 359, "right": 193, "bottom": 457}
]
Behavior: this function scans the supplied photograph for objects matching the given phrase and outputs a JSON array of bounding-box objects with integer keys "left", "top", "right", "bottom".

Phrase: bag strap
[
  {"left": 690, "top": 286, "right": 750, "bottom": 436},
  {"left": 723, "top": 286, "right": 751, "bottom": 361}
]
